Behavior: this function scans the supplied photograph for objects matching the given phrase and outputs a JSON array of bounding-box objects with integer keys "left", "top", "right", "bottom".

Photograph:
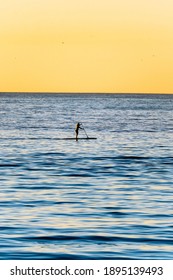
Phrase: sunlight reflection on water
[{"left": 0, "top": 93, "right": 173, "bottom": 259}]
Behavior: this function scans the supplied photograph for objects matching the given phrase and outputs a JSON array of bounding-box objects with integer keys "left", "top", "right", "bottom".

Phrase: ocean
[{"left": 0, "top": 93, "right": 173, "bottom": 260}]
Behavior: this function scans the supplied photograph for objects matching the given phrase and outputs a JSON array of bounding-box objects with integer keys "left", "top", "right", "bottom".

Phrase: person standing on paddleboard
[{"left": 75, "top": 122, "right": 83, "bottom": 141}]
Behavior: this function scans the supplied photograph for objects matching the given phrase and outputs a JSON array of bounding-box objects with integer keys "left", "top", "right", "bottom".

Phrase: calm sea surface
[{"left": 0, "top": 93, "right": 173, "bottom": 260}]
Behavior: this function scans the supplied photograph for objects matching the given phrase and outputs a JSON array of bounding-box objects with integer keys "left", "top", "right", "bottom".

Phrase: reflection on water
[{"left": 0, "top": 93, "right": 173, "bottom": 259}]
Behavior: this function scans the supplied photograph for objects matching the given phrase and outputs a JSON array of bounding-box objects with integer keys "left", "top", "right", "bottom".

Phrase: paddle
[{"left": 80, "top": 123, "right": 89, "bottom": 138}]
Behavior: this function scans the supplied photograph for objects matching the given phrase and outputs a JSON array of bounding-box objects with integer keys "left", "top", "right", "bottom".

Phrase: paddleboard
[
  {"left": 58, "top": 137, "right": 97, "bottom": 140},
  {"left": 27, "top": 137, "right": 97, "bottom": 140}
]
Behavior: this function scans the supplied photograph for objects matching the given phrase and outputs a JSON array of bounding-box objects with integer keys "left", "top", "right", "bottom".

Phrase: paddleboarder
[{"left": 75, "top": 122, "right": 83, "bottom": 141}]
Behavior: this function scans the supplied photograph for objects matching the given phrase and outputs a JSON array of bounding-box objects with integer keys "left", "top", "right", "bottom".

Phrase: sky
[{"left": 0, "top": 0, "right": 173, "bottom": 93}]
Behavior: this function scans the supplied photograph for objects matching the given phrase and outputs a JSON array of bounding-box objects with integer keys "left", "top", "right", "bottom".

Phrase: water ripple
[{"left": 1, "top": 93, "right": 173, "bottom": 259}]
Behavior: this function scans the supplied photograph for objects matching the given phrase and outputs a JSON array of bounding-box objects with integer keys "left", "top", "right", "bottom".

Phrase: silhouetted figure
[{"left": 75, "top": 122, "right": 83, "bottom": 141}]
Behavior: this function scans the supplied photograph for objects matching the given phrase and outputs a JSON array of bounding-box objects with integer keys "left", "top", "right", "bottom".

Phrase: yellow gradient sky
[{"left": 0, "top": 0, "right": 173, "bottom": 93}]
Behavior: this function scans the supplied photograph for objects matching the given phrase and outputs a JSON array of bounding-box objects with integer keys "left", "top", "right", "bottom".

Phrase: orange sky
[{"left": 0, "top": 0, "right": 173, "bottom": 93}]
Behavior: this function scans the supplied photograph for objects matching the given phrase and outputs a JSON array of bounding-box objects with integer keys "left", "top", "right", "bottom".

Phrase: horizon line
[{"left": 0, "top": 92, "right": 173, "bottom": 95}]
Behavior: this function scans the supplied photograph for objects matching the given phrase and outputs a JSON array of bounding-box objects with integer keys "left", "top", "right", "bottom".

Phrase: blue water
[{"left": 0, "top": 93, "right": 173, "bottom": 259}]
